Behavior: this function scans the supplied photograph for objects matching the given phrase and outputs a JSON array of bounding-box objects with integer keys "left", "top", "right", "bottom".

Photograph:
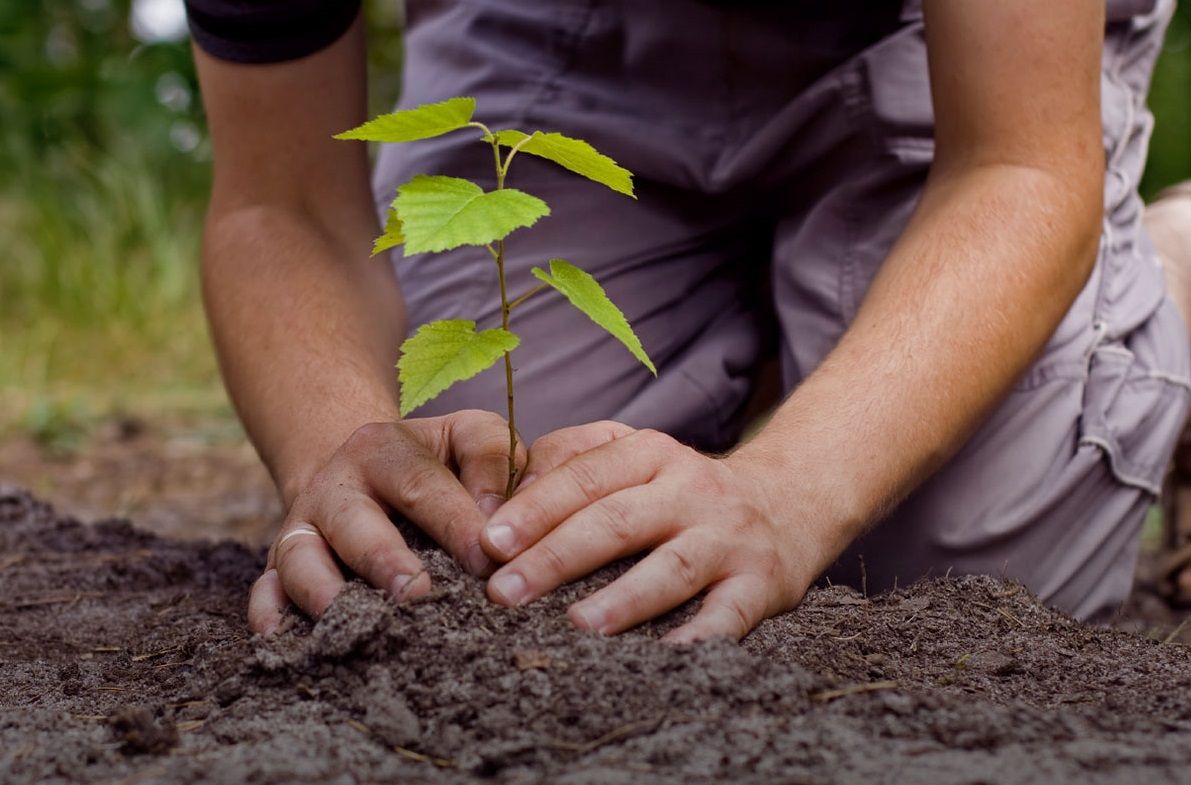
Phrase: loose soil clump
[{"left": 3, "top": 487, "right": 1191, "bottom": 784}]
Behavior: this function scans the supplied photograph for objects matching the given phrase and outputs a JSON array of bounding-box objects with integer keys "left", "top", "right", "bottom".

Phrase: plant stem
[
  {"left": 490, "top": 137, "right": 519, "bottom": 498},
  {"left": 495, "top": 238, "right": 518, "bottom": 499},
  {"left": 508, "top": 282, "right": 549, "bottom": 312}
]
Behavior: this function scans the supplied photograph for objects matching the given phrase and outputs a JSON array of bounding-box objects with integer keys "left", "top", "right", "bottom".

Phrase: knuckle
[
  {"left": 595, "top": 420, "right": 634, "bottom": 439},
  {"left": 633, "top": 428, "right": 682, "bottom": 461},
  {"left": 661, "top": 545, "right": 702, "bottom": 591},
  {"left": 436, "top": 512, "right": 472, "bottom": 555},
  {"left": 391, "top": 462, "right": 444, "bottom": 510},
  {"left": 719, "top": 602, "right": 747, "bottom": 638},
  {"left": 594, "top": 496, "right": 636, "bottom": 548},
  {"left": 637, "top": 427, "right": 670, "bottom": 447},
  {"left": 717, "top": 594, "right": 753, "bottom": 639},
  {"left": 528, "top": 431, "right": 568, "bottom": 462},
  {"left": 344, "top": 421, "right": 393, "bottom": 453},
  {"left": 561, "top": 459, "right": 604, "bottom": 503},
  {"left": 322, "top": 497, "right": 370, "bottom": 539},
  {"left": 478, "top": 444, "right": 512, "bottom": 467},
  {"left": 450, "top": 409, "right": 503, "bottom": 440},
  {"left": 469, "top": 408, "right": 506, "bottom": 429},
  {"left": 515, "top": 491, "right": 551, "bottom": 526},
  {"left": 534, "top": 540, "right": 571, "bottom": 580},
  {"left": 633, "top": 427, "right": 664, "bottom": 446},
  {"left": 353, "top": 540, "right": 398, "bottom": 583}
]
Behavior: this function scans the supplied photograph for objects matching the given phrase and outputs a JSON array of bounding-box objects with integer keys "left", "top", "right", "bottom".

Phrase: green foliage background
[
  {"left": 0, "top": 0, "right": 403, "bottom": 430},
  {"left": 0, "top": 1, "right": 1188, "bottom": 431}
]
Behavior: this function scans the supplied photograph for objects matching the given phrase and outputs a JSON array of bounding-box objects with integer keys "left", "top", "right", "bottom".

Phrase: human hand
[
  {"left": 478, "top": 422, "right": 832, "bottom": 642},
  {"left": 248, "top": 410, "right": 525, "bottom": 634}
]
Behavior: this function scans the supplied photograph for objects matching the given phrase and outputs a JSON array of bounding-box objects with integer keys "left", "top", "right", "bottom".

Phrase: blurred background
[
  {"left": 0, "top": 0, "right": 401, "bottom": 537},
  {"left": 0, "top": 1, "right": 1189, "bottom": 542},
  {"left": 0, "top": 0, "right": 402, "bottom": 443},
  {"left": 3, "top": 1, "right": 1190, "bottom": 441}
]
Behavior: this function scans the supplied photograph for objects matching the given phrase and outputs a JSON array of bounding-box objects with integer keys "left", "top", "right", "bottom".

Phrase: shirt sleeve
[{"left": 184, "top": 0, "right": 362, "bottom": 64}]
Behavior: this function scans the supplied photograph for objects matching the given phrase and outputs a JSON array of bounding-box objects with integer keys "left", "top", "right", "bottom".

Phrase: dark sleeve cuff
[{"left": 184, "top": 0, "right": 362, "bottom": 64}]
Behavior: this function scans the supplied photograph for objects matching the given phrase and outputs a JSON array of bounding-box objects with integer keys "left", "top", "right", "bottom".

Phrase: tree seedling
[{"left": 335, "top": 97, "right": 656, "bottom": 498}]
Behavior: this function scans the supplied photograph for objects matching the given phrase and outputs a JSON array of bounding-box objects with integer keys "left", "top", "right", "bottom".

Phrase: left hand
[{"left": 479, "top": 422, "right": 831, "bottom": 642}]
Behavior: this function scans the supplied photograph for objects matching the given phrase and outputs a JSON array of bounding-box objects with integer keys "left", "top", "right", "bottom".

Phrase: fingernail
[
  {"left": 466, "top": 541, "right": 494, "bottom": 576},
  {"left": 389, "top": 573, "right": 416, "bottom": 601},
  {"left": 517, "top": 473, "right": 537, "bottom": 490},
  {"left": 570, "top": 601, "right": 608, "bottom": 634},
  {"left": 485, "top": 523, "right": 517, "bottom": 557},
  {"left": 477, "top": 493, "right": 504, "bottom": 518},
  {"left": 490, "top": 571, "right": 528, "bottom": 606}
]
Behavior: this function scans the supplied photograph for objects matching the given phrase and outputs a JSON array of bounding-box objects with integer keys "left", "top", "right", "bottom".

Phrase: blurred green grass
[
  {"left": 1143, "top": 3, "right": 1191, "bottom": 199},
  {"left": 1, "top": 1, "right": 1188, "bottom": 436},
  {"left": 0, "top": 0, "right": 221, "bottom": 430},
  {"left": 0, "top": 0, "right": 401, "bottom": 434}
]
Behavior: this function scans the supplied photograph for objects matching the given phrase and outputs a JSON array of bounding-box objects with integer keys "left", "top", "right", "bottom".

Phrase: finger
[
  {"left": 274, "top": 527, "right": 348, "bottom": 620},
  {"left": 247, "top": 568, "right": 289, "bottom": 635},
  {"left": 481, "top": 428, "right": 673, "bottom": 562},
  {"left": 486, "top": 485, "right": 676, "bottom": 608},
  {"left": 341, "top": 421, "right": 500, "bottom": 575},
  {"left": 309, "top": 493, "right": 431, "bottom": 600},
  {"left": 359, "top": 444, "right": 492, "bottom": 576},
  {"left": 564, "top": 534, "right": 724, "bottom": 635},
  {"left": 520, "top": 421, "right": 635, "bottom": 489},
  {"left": 662, "top": 574, "right": 770, "bottom": 643},
  {"left": 446, "top": 409, "right": 528, "bottom": 517}
]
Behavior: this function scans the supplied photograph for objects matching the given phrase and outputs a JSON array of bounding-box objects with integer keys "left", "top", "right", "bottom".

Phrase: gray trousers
[{"left": 375, "top": 0, "right": 1191, "bottom": 620}]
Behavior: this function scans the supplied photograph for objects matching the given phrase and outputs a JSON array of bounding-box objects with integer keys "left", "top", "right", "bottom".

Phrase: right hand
[{"left": 247, "top": 409, "right": 525, "bottom": 634}]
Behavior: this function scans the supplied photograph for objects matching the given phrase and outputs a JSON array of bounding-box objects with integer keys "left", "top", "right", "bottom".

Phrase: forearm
[
  {"left": 190, "top": 17, "right": 409, "bottom": 505},
  {"left": 202, "top": 207, "right": 407, "bottom": 505},
  {"left": 734, "top": 164, "right": 1102, "bottom": 567}
]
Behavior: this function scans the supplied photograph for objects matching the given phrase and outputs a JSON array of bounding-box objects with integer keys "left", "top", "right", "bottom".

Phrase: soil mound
[{"left": 3, "top": 487, "right": 1191, "bottom": 784}]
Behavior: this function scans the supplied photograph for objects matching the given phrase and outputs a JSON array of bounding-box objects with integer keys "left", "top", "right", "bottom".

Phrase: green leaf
[
  {"left": 531, "top": 259, "right": 655, "bottom": 374},
  {"left": 397, "top": 320, "right": 519, "bottom": 416},
  {"left": 334, "top": 97, "right": 476, "bottom": 143},
  {"left": 396, "top": 175, "right": 549, "bottom": 254},
  {"left": 493, "top": 130, "right": 635, "bottom": 198},
  {"left": 371, "top": 208, "right": 405, "bottom": 256}
]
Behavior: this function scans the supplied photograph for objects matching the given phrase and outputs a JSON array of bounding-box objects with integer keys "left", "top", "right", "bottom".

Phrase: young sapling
[{"left": 335, "top": 97, "right": 656, "bottom": 498}]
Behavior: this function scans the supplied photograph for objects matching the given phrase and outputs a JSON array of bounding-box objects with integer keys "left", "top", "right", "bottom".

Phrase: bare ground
[{"left": 3, "top": 419, "right": 1191, "bottom": 784}]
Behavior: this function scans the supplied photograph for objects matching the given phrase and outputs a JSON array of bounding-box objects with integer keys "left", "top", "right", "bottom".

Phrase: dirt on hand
[{"left": 3, "top": 486, "right": 1191, "bottom": 785}]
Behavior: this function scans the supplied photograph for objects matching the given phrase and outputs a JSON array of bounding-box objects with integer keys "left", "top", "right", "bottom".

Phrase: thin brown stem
[
  {"left": 495, "top": 238, "right": 518, "bottom": 498},
  {"left": 491, "top": 137, "right": 519, "bottom": 498},
  {"left": 508, "top": 282, "right": 549, "bottom": 312}
]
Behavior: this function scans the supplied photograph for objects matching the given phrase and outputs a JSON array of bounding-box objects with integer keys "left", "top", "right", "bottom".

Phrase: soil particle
[
  {"left": 4, "top": 487, "right": 1191, "bottom": 784},
  {"left": 109, "top": 705, "right": 179, "bottom": 755}
]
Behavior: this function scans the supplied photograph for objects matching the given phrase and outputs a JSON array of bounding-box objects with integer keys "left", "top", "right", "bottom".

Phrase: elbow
[{"left": 1018, "top": 154, "right": 1103, "bottom": 297}]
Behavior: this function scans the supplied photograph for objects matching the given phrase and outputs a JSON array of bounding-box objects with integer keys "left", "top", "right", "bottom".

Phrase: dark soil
[{"left": 4, "top": 488, "right": 1191, "bottom": 785}]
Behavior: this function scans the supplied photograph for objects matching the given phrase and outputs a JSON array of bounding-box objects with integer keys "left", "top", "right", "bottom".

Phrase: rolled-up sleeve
[{"left": 184, "top": 0, "right": 361, "bottom": 63}]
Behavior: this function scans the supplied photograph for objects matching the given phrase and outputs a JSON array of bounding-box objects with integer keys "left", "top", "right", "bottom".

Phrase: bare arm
[
  {"left": 197, "top": 18, "right": 402, "bottom": 500},
  {"left": 735, "top": 0, "right": 1106, "bottom": 557},
  {"left": 195, "top": 18, "right": 520, "bottom": 632},
  {"left": 475, "top": 0, "right": 1106, "bottom": 640}
]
